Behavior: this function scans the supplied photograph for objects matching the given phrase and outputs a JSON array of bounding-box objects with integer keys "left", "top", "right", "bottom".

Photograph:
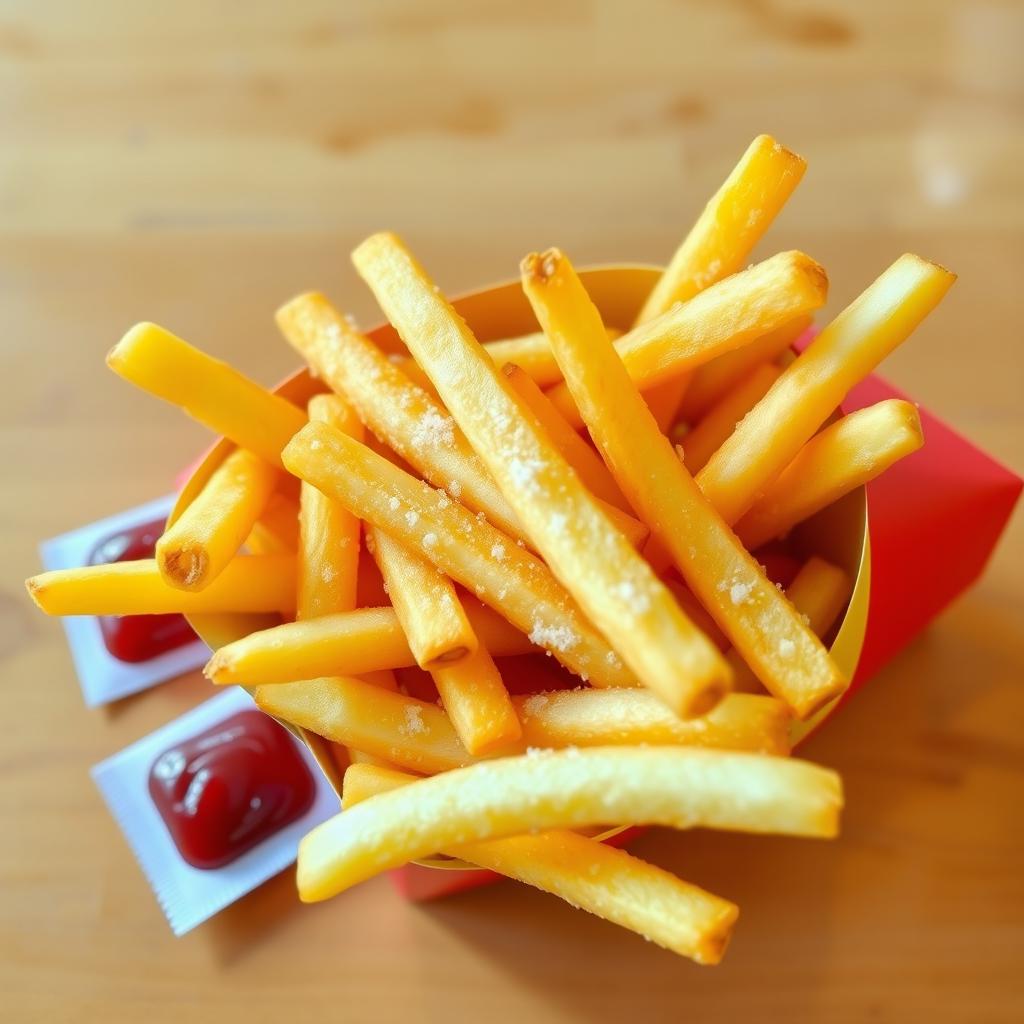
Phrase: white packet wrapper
[
  {"left": 91, "top": 687, "right": 340, "bottom": 936},
  {"left": 39, "top": 494, "right": 210, "bottom": 706}
]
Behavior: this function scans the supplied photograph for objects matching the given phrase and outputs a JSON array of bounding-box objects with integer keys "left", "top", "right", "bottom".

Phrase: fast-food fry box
[{"left": 172, "top": 265, "right": 1021, "bottom": 903}]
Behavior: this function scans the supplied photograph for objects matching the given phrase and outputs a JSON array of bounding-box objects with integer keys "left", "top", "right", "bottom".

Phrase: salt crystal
[
  {"left": 490, "top": 542, "right": 506, "bottom": 561},
  {"left": 529, "top": 620, "right": 579, "bottom": 653},
  {"left": 400, "top": 705, "right": 426, "bottom": 736},
  {"left": 405, "top": 510, "right": 419, "bottom": 527},
  {"left": 388, "top": 497, "right": 401, "bottom": 511},
  {"left": 778, "top": 638, "right": 796, "bottom": 658},
  {"left": 422, "top": 532, "right": 438, "bottom": 549},
  {"left": 522, "top": 693, "right": 549, "bottom": 717},
  {"left": 309, "top": 439, "right": 323, "bottom": 452},
  {"left": 436, "top": 494, "right": 451, "bottom": 510},
  {"left": 605, "top": 650, "right": 622, "bottom": 668},
  {"left": 447, "top": 480, "right": 462, "bottom": 499},
  {"left": 321, "top": 565, "right": 336, "bottom": 583},
  {"left": 409, "top": 409, "right": 455, "bottom": 450},
  {"left": 729, "top": 581, "right": 754, "bottom": 606}
]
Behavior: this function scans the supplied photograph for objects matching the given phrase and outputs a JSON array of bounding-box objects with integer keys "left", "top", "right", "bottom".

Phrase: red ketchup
[
  {"left": 88, "top": 518, "right": 196, "bottom": 662},
  {"left": 148, "top": 710, "right": 315, "bottom": 870}
]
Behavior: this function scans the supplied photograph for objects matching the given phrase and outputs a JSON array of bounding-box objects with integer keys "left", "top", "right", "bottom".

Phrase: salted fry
[
  {"left": 682, "top": 363, "right": 783, "bottom": 474},
  {"left": 156, "top": 448, "right": 277, "bottom": 591},
  {"left": 344, "top": 763, "right": 738, "bottom": 964},
  {"left": 276, "top": 292, "right": 525, "bottom": 541},
  {"left": 298, "top": 746, "right": 843, "bottom": 900},
  {"left": 282, "top": 423, "right": 640, "bottom": 691},
  {"left": 547, "top": 251, "right": 828, "bottom": 428},
  {"left": 205, "top": 601, "right": 535, "bottom": 686},
  {"left": 515, "top": 689, "right": 790, "bottom": 755},
  {"left": 256, "top": 677, "right": 473, "bottom": 774},
  {"left": 26, "top": 555, "right": 296, "bottom": 617},
  {"left": 523, "top": 249, "right": 844, "bottom": 719},
  {"left": 367, "top": 525, "right": 478, "bottom": 668},
  {"left": 353, "top": 233, "right": 729, "bottom": 718},
  {"left": 698, "top": 255, "right": 955, "bottom": 525},
  {"left": 246, "top": 492, "right": 300, "bottom": 553},
  {"left": 106, "top": 323, "right": 306, "bottom": 468},
  {"left": 735, "top": 399, "right": 925, "bottom": 550}
]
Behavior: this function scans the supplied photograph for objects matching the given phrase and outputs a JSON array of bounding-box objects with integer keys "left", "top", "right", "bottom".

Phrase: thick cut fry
[
  {"left": 298, "top": 746, "right": 843, "bottom": 900},
  {"left": 106, "top": 323, "right": 306, "bottom": 468},
  {"left": 547, "top": 251, "right": 828, "bottom": 428},
  {"left": 367, "top": 525, "right": 478, "bottom": 668},
  {"left": 205, "top": 601, "right": 535, "bottom": 686},
  {"left": 735, "top": 399, "right": 924, "bottom": 550},
  {"left": 276, "top": 292, "right": 524, "bottom": 541},
  {"left": 523, "top": 250, "right": 844, "bottom": 719},
  {"left": 676, "top": 316, "right": 811, "bottom": 424},
  {"left": 246, "top": 493, "right": 300, "bottom": 553},
  {"left": 515, "top": 689, "right": 790, "bottom": 755},
  {"left": 282, "top": 423, "right": 639, "bottom": 690},
  {"left": 682, "top": 363, "right": 783, "bottom": 474},
  {"left": 344, "top": 764, "right": 738, "bottom": 965},
  {"left": 297, "top": 394, "right": 364, "bottom": 618},
  {"left": 504, "top": 363, "right": 630, "bottom": 511},
  {"left": 698, "top": 255, "right": 955, "bottom": 525},
  {"left": 27, "top": 555, "right": 296, "bottom": 616},
  {"left": 353, "top": 233, "right": 729, "bottom": 719},
  {"left": 157, "top": 448, "right": 277, "bottom": 590},
  {"left": 256, "top": 677, "right": 472, "bottom": 774},
  {"left": 431, "top": 645, "right": 522, "bottom": 755}
]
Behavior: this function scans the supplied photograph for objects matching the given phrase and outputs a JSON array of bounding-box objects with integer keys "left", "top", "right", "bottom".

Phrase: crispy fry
[
  {"left": 26, "top": 555, "right": 296, "bottom": 617},
  {"left": 246, "top": 492, "right": 300, "bottom": 554},
  {"left": 298, "top": 746, "right": 843, "bottom": 900},
  {"left": 681, "top": 363, "right": 783, "bottom": 474},
  {"left": 343, "top": 763, "right": 738, "bottom": 964},
  {"left": 156, "top": 448, "right": 277, "bottom": 591},
  {"left": 282, "top": 423, "right": 639, "bottom": 690},
  {"left": 735, "top": 399, "right": 924, "bottom": 550},
  {"left": 353, "top": 233, "right": 729, "bottom": 718},
  {"left": 206, "top": 600, "right": 534, "bottom": 685},
  {"left": 106, "top": 323, "right": 306, "bottom": 468},
  {"left": 547, "top": 251, "right": 828, "bottom": 428},
  {"left": 515, "top": 689, "right": 790, "bottom": 755},
  {"left": 297, "top": 394, "right": 364, "bottom": 618},
  {"left": 522, "top": 249, "right": 843, "bottom": 719},
  {"left": 697, "top": 255, "right": 955, "bottom": 525}
]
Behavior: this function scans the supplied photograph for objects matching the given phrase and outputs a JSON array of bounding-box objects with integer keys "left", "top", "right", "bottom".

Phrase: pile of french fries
[{"left": 27, "top": 135, "right": 955, "bottom": 964}]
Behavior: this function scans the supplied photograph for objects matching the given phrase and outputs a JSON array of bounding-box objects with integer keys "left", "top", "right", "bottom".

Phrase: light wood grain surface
[{"left": 2, "top": 2, "right": 1022, "bottom": 1021}]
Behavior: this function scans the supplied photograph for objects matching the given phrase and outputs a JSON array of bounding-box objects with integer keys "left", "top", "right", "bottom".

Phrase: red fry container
[{"left": 171, "top": 265, "right": 1021, "bottom": 902}]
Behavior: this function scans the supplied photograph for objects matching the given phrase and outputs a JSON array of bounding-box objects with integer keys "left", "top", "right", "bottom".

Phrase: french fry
[
  {"left": 676, "top": 316, "right": 811, "bottom": 424},
  {"left": 546, "top": 251, "right": 828, "bottom": 428},
  {"left": 246, "top": 492, "right": 300, "bottom": 553},
  {"left": 26, "top": 555, "right": 296, "bottom": 617},
  {"left": 353, "top": 233, "right": 729, "bottom": 719},
  {"left": 735, "top": 399, "right": 925, "bottom": 550},
  {"left": 697, "top": 255, "right": 956, "bottom": 525},
  {"left": 366, "top": 525, "right": 478, "bottom": 668},
  {"left": 276, "top": 292, "right": 525, "bottom": 541},
  {"left": 343, "top": 763, "right": 738, "bottom": 965},
  {"left": 431, "top": 644, "right": 522, "bottom": 755},
  {"left": 106, "top": 323, "right": 306, "bottom": 468},
  {"left": 156, "top": 448, "right": 277, "bottom": 590},
  {"left": 297, "top": 394, "right": 364, "bottom": 618},
  {"left": 522, "top": 249, "right": 844, "bottom": 719},
  {"left": 515, "top": 689, "right": 791, "bottom": 755},
  {"left": 256, "top": 677, "right": 473, "bottom": 774},
  {"left": 298, "top": 746, "right": 843, "bottom": 900},
  {"left": 205, "top": 600, "right": 535, "bottom": 686},
  {"left": 282, "top": 423, "right": 640, "bottom": 691},
  {"left": 681, "top": 363, "right": 783, "bottom": 474}
]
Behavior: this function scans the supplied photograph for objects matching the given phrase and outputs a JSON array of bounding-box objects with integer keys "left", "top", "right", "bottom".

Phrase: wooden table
[{"left": 2, "top": 2, "right": 1022, "bottom": 1020}]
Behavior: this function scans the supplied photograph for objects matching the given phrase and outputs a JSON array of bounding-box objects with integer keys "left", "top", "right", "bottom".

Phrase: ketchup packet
[
  {"left": 91, "top": 688, "right": 339, "bottom": 936},
  {"left": 39, "top": 495, "right": 210, "bottom": 706}
]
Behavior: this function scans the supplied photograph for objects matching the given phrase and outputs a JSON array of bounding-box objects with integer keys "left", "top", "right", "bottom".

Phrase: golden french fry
[
  {"left": 343, "top": 763, "right": 738, "bottom": 965},
  {"left": 681, "top": 363, "right": 783, "bottom": 474},
  {"left": 298, "top": 746, "right": 843, "bottom": 900},
  {"left": 205, "top": 600, "right": 535, "bottom": 686},
  {"left": 246, "top": 492, "right": 300, "bottom": 554},
  {"left": 282, "top": 423, "right": 639, "bottom": 690},
  {"left": 297, "top": 394, "right": 364, "bottom": 618},
  {"left": 106, "top": 323, "right": 306, "bottom": 468},
  {"left": 522, "top": 249, "right": 843, "bottom": 719},
  {"left": 27, "top": 555, "right": 296, "bottom": 616},
  {"left": 276, "top": 292, "right": 524, "bottom": 541},
  {"left": 698, "top": 255, "right": 955, "bottom": 525},
  {"left": 735, "top": 399, "right": 924, "bottom": 550},
  {"left": 156, "top": 448, "right": 277, "bottom": 591},
  {"left": 353, "top": 233, "right": 729, "bottom": 719},
  {"left": 547, "top": 251, "right": 828, "bottom": 428},
  {"left": 515, "top": 689, "right": 790, "bottom": 755}
]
